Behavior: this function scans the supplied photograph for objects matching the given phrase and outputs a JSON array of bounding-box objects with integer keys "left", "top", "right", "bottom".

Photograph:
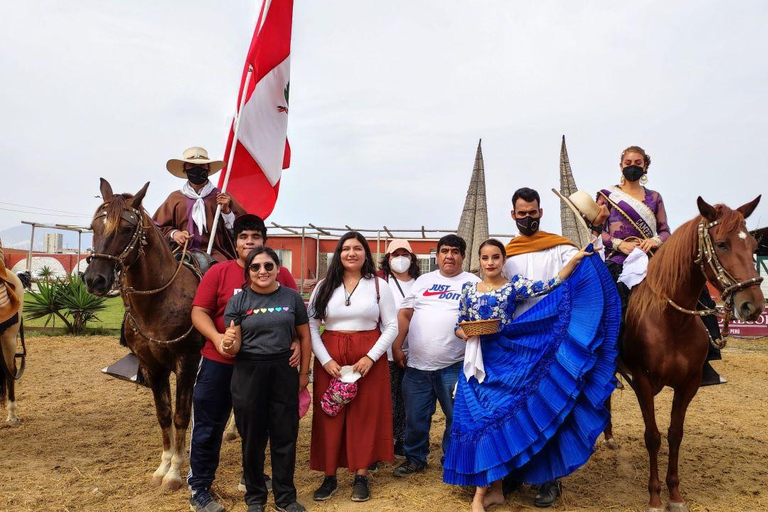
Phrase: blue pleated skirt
[{"left": 443, "top": 255, "right": 620, "bottom": 486}]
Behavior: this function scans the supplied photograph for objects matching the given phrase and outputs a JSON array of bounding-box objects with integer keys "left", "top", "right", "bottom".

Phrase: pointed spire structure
[
  {"left": 457, "top": 139, "right": 489, "bottom": 273},
  {"left": 559, "top": 136, "right": 591, "bottom": 246}
]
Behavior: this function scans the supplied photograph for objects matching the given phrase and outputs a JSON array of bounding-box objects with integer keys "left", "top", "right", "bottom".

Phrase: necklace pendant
[{"left": 345, "top": 298, "right": 351, "bottom": 306}]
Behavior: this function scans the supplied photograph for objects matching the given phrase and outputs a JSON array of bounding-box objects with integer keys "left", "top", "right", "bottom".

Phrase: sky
[{"left": 2, "top": 0, "right": 768, "bottom": 239}]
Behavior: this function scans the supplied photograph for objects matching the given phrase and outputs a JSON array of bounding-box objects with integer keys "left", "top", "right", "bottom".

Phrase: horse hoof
[
  {"left": 667, "top": 502, "right": 689, "bottom": 512},
  {"left": 603, "top": 438, "right": 619, "bottom": 450},
  {"left": 5, "top": 418, "right": 21, "bottom": 426},
  {"left": 161, "top": 475, "right": 182, "bottom": 491},
  {"left": 223, "top": 431, "right": 237, "bottom": 442},
  {"left": 150, "top": 475, "right": 164, "bottom": 487}
]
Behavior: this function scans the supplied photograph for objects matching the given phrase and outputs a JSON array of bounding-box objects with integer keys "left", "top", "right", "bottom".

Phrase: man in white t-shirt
[{"left": 391, "top": 235, "right": 480, "bottom": 477}]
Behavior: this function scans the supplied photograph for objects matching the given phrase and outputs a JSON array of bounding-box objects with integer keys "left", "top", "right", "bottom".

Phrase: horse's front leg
[
  {"left": 602, "top": 394, "right": 618, "bottom": 449},
  {"left": 634, "top": 373, "right": 664, "bottom": 511},
  {"left": 665, "top": 381, "right": 699, "bottom": 512},
  {"left": 164, "top": 357, "right": 198, "bottom": 491},
  {"left": 223, "top": 411, "right": 238, "bottom": 441},
  {"left": 146, "top": 367, "right": 174, "bottom": 487},
  {"left": 5, "top": 377, "right": 19, "bottom": 425}
]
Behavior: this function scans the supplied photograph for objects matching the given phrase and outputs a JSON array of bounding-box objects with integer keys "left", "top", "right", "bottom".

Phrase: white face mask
[{"left": 390, "top": 255, "right": 411, "bottom": 274}]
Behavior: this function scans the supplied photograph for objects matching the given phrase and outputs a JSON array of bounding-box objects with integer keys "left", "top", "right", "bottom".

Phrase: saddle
[{"left": 172, "top": 247, "right": 216, "bottom": 280}]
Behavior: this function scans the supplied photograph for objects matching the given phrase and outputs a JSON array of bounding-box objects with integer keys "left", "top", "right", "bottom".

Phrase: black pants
[
  {"left": 606, "top": 261, "right": 722, "bottom": 361},
  {"left": 231, "top": 354, "right": 299, "bottom": 508},
  {"left": 389, "top": 361, "right": 406, "bottom": 444}
]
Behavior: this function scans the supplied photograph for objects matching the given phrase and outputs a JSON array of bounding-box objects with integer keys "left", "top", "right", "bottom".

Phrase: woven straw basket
[{"left": 459, "top": 318, "right": 500, "bottom": 336}]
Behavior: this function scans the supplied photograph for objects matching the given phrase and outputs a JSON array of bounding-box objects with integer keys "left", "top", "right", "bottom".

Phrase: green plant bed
[{"left": 23, "top": 294, "right": 124, "bottom": 330}]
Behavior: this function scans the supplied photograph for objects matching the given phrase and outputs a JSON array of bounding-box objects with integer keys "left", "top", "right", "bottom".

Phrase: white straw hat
[{"left": 166, "top": 147, "right": 225, "bottom": 179}]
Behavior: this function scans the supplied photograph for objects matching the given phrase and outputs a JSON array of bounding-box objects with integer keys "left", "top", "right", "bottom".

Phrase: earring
[
  {"left": 620, "top": 175, "right": 626, "bottom": 186},
  {"left": 640, "top": 174, "right": 648, "bottom": 185}
]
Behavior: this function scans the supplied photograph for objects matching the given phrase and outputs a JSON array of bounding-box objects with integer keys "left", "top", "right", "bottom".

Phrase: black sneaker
[
  {"left": 275, "top": 502, "right": 306, "bottom": 512},
  {"left": 246, "top": 505, "right": 264, "bottom": 512},
  {"left": 393, "top": 460, "right": 425, "bottom": 477},
  {"left": 368, "top": 462, "right": 379, "bottom": 473},
  {"left": 534, "top": 480, "right": 562, "bottom": 508},
  {"left": 394, "top": 440, "right": 406, "bottom": 459},
  {"left": 189, "top": 490, "right": 225, "bottom": 512},
  {"left": 313, "top": 476, "right": 338, "bottom": 501},
  {"left": 351, "top": 475, "right": 370, "bottom": 502}
]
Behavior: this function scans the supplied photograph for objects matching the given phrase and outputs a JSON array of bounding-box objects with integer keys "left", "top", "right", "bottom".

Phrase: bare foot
[
  {"left": 482, "top": 488, "right": 505, "bottom": 509},
  {"left": 471, "top": 496, "right": 486, "bottom": 512}
]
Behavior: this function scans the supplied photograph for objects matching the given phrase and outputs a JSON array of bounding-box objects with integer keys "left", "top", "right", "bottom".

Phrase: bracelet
[{"left": 610, "top": 237, "right": 624, "bottom": 249}]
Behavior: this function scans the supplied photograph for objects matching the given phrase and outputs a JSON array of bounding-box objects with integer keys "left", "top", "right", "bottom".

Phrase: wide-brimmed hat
[
  {"left": 552, "top": 188, "right": 602, "bottom": 234},
  {"left": 166, "top": 147, "right": 225, "bottom": 179},
  {"left": 385, "top": 239, "right": 413, "bottom": 255}
]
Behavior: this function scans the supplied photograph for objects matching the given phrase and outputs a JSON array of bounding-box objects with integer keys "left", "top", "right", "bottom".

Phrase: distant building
[{"left": 43, "top": 233, "right": 63, "bottom": 253}]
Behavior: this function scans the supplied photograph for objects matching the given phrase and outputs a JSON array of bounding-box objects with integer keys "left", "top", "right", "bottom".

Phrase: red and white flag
[{"left": 219, "top": 0, "right": 293, "bottom": 219}]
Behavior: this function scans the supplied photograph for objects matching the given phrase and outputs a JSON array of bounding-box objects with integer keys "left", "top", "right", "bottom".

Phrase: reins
[
  {"left": 665, "top": 218, "right": 763, "bottom": 348},
  {"left": 89, "top": 205, "right": 194, "bottom": 344}
]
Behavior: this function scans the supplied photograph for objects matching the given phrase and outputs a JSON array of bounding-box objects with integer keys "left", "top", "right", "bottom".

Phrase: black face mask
[
  {"left": 622, "top": 165, "right": 645, "bottom": 182},
  {"left": 185, "top": 166, "right": 209, "bottom": 185},
  {"left": 516, "top": 215, "right": 540, "bottom": 237}
]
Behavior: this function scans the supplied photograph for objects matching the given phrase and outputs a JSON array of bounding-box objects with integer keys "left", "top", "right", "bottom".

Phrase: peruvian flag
[{"left": 219, "top": 0, "right": 293, "bottom": 219}]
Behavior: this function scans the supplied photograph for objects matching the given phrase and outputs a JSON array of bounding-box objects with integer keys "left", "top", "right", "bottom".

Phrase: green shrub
[{"left": 24, "top": 275, "right": 107, "bottom": 334}]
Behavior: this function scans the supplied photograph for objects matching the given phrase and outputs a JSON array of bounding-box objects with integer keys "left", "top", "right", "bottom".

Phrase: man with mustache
[{"left": 391, "top": 235, "right": 480, "bottom": 478}]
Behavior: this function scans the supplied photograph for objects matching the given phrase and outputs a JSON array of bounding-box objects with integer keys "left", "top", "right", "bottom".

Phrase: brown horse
[
  {"left": 622, "top": 196, "right": 764, "bottom": 512},
  {"left": 0, "top": 260, "right": 24, "bottom": 426},
  {"left": 83, "top": 179, "right": 203, "bottom": 490}
]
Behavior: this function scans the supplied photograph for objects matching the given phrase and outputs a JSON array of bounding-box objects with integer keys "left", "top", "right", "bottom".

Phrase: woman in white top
[
  {"left": 376, "top": 239, "right": 420, "bottom": 459},
  {"left": 308, "top": 231, "right": 398, "bottom": 503}
]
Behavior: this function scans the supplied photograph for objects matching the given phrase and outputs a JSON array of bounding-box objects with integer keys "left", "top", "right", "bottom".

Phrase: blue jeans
[{"left": 401, "top": 362, "right": 461, "bottom": 468}]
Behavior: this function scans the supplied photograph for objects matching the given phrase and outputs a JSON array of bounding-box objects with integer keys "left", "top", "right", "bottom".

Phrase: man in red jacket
[{"left": 188, "top": 214, "right": 298, "bottom": 512}]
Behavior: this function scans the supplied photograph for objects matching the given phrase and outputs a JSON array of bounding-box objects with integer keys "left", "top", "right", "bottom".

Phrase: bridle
[
  {"left": 89, "top": 204, "right": 193, "bottom": 344},
  {"left": 666, "top": 218, "right": 763, "bottom": 348}
]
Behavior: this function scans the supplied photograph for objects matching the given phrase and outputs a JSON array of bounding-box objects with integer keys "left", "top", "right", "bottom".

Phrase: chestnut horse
[
  {"left": 83, "top": 179, "right": 203, "bottom": 490},
  {"left": 622, "top": 196, "right": 764, "bottom": 512}
]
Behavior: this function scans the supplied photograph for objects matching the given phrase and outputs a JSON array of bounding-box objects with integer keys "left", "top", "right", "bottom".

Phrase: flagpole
[{"left": 207, "top": 65, "right": 254, "bottom": 255}]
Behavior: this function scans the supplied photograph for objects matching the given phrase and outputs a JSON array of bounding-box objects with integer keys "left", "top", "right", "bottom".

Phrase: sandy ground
[{"left": 1, "top": 335, "right": 767, "bottom": 512}]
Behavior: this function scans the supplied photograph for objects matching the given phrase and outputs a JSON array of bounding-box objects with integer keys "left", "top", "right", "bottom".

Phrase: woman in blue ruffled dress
[{"left": 446, "top": 239, "right": 620, "bottom": 512}]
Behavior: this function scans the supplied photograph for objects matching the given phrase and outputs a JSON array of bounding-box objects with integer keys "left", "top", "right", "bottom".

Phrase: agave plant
[
  {"left": 58, "top": 275, "right": 107, "bottom": 334},
  {"left": 24, "top": 275, "right": 107, "bottom": 334},
  {"left": 24, "top": 278, "right": 70, "bottom": 330}
]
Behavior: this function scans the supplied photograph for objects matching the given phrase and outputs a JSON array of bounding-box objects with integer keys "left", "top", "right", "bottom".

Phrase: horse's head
[
  {"left": 697, "top": 195, "right": 765, "bottom": 321},
  {"left": 83, "top": 178, "right": 150, "bottom": 296}
]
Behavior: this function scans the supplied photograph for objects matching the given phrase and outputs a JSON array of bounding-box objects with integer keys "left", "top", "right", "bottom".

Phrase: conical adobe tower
[
  {"left": 457, "top": 139, "right": 489, "bottom": 274},
  {"left": 559, "top": 136, "right": 591, "bottom": 246}
]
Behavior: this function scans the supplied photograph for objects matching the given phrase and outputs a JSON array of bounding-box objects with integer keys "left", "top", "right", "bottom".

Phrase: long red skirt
[{"left": 310, "top": 329, "right": 394, "bottom": 474}]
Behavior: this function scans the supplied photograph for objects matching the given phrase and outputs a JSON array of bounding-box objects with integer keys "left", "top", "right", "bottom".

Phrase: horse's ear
[
  {"left": 697, "top": 197, "right": 717, "bottom": 222},
  {"left": 99, "top": 178, "right": 113, "bottom": 201},
  {"left": 736, "top": 195, "right": 761, "bottom": 220},
  {"left": 131, "top": 182, "right": 150, "bottom": 209}
]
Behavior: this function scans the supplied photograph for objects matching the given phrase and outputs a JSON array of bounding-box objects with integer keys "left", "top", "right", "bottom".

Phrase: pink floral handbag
[{"left": 320, "top": 378, "right": 359, "bottom": 417}]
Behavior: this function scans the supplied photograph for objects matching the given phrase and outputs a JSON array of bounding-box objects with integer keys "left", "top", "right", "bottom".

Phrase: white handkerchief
[
  {"left": 339, "top": 365, "right": 362, "bottom": 383},
  {"left": 618, "top": 248, "right": 649, "bottom": 289},
  {"left": 462, "top": 335, "right": 486, "bottom": 383}
]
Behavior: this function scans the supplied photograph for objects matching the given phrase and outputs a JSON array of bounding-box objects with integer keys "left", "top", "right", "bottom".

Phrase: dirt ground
[{"left": 1, "top": 336, "right": 767, "bottom": 512}]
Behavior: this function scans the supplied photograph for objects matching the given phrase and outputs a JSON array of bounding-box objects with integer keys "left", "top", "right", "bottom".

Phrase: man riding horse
[{"left": 153, "top": 147, "right": 247, "bottom": 263}]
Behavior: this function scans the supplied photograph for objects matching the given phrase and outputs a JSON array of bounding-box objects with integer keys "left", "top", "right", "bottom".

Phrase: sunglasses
[{"left": 248, "top": 262, "right": 275, "bottom": 273}]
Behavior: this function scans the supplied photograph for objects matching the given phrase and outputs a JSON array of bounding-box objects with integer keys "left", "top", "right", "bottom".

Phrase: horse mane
[
  {"left": 96, "top": 193, "right": 133, "bottom": 235},
  {"left": 628, "top": 204, "right": 745, "bottom": 320}
]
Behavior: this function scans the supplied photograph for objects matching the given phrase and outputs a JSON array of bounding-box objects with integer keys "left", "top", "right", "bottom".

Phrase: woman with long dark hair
[
  {"left": 377, "top": 239, "right": 420, "bottom": 458},
  {"left": 223, "top": 247, "right": 311, "bottom": 512},
  {"left": 308, "top": 231, "right": 398, "bottom": 503}
]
